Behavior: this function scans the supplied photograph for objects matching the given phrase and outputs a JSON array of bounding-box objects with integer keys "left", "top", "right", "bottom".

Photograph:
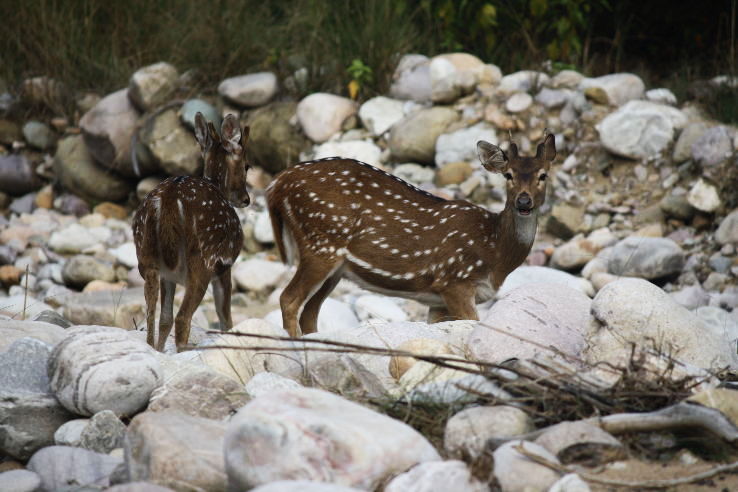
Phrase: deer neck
[
  {"left": 498, "top": 203, "right": 538, "bottom": 253},
  {"left": 203, "top": 158, "right": 228, "bottom": 194}
]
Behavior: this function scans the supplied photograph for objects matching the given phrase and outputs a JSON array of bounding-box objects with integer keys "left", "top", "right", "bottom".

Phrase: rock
[
  {"left": 224, "top": 387, "right": 440, "bottom": 489},
  {"left": 692, "top": 125, "right": 733, "bottom": 167},
  {"left": 587, "top": 278, "right": 738, "bottom": 370},
  {"left": 688, "top": 388, "right": 738, "bottom": 427},
  {"left": 694, "top": 306, "right": 738, "bottom": 345},
  {"left": 219, "top": 72, "right": 277, "bottom": 107},
  {"left": 608, "top": 236, "right": 685, "bottom": 279},
  {"left": 384, "top": 460, "right": 489, "bottom": 492},
  {"left": 250, "top": 482, "right": 363, "bottom": 492},
  {"left": 110, "top": 242, "right": 138, "bottom": 268},
  {"left": 716, "top": 208, "right": 738, "bottom": 244},
  {"left": 54, "top": 135, "right": 133, "bottom": 202},
  {"left": 33, "top": 310, "right": 72, "bottom": 328},
  {"left": 358, "top": 96, "right": 405, "bottom": 136},
  {"left": 180, "top": 98, "right": 221, "bottom": 130},
  {"left": 265, "top": 297, "right": 360, "bottom": 334},
  {"left": 125, "top": 411, "right": 227, "bottom": 491},
  {"left": 136, "top": 176, "right": 162, "bottom": 201},
  {"left": 233, "top": 258, "right": 288, "bottom": 293},
  {"left": 140, "top": 107, "right": 200, "bottom": 176},
  {"left": 444, "top": 405, "right": 533, "bottom": 459},
  {"left": 389, "top": 54, "right": 432, "bottom": 102},
  {"left": 54, "top": 193, "right": 91, "bottom": 216},
  {"left": 401, "top": 364, "right": 509, "bottom": 404},
  {"left": 497, "top": 71, "right": 549, "bottom": 94},
  {"left": 0, "top": 320, "right": 66, "bottom": 351},
  {"left": 0, "top": 469, "right": 41, "bottom": 492},
  {"left": 49, "top": 326, "right": 163, "bottom": 416},
  {"left": 389, "top": 107, "right": 459, "bottom": 163},
  {"left": 389, "top": 338, "right": 453, "bottom": 380},
  {"left": 306, "top": 353, "right": 387, "bottom": 400},
  {"left": 107, "top": 483, "right": 177, "bottom": 492},
  {"left": 355, "top": 295, "right": 407, "bottom": 322},
  {"left": 48, "top": 223, "right": 110, "bottom": 254},
  {"left": 148, "top": 366, "right": 249, "bottom": 419},
  {"left": 0, "top": 154, "right": 41, "bottom": 196},
  {"left": 297, "top": 93, "right": 357, "bottom": 143},
  {"left": 198, "top": 318, "right": 300, "bottom": 384},
  {"left": 61, "top": 254, "right": 116, "bottom": 288},
  {"left": 436, "top": 161, "right": 473, "bottom": 186},
  {"left": 505, "top": 92, "right": 533, "bottom": 113},
  {"left": 535, "top": 88, "right": 570, "bottom": 109},
  {"left": 660, "top": 193, "right": 695, "bottom": 220},
  {"left": 56, "top": 288, "right": 145, "bottom": 330},
  {"left": 128, "top": 62, "right": 179, "bottom": 111},
  {"left": 550, "top": 235, "right": 599, "bottom": 270},
  {"left": 493, "top": 441, "right": 561, "bottom": 492},
  {"left": 670, "top": 284, "right": 710, "bottom": 310},
  {"left": 646, "top": 88, "right": 677, "bottom": 105},
  {"left": 393, "top": 163, "right": 436, "bottom": 185},
  {"left": 246, "top": 102, "right": 310, "bottom": 174},
  {"left": 534, "top": 421, "right": 623, "bottom": 465},
  {"left": 27, "top": 445, "right": 122, "bottom": 491},
  {"left": 314, "top": 139, "right": 382, "bottom": 167},
  {"left": 687, "top": 178, "right": 721, "bottom": 212},
  {"left": 0, "top": 264, "right": 22, "bottom": 286},
  {"left": 94, "top": 201, "right": 128, "bottom": 219},
  {"left": 22, "top": 120, "right": 56, "bottom": 150},
  {"left": 9, "top": 192, "right": 36, "bottom": 215},
  {"left": 79, "top": 88, "right": 141, "bottom": 177},
  {"left": 549, "top": 474, "right": 591, "bottom": 492},
  {"left": 435, "top": 123, "right": 496, "bottom": 167},
  {"left": 0, "top": 338, "right": 53, "bottom": 394},
  {"left": 0, "top": 119, "right": 22, "bottom": 144},
  {"left": 72, "top": 409, "right": 126, "bottom": 453},
  {"left": 580, "top": 73, "right": 645, "bottom": 106},
  {"left": 470, "top": 283, "right": 590, "bottom": 364},
  {"left": 245, "top": 372, "right": 302, "bottom": 398},
  {"left": 551, "top": 70, "right": 584, "bottom": 89},
  {"left": 597, "top": 100, "right": 687, "bottom": 159},
  {"left": 498, "top": 266, "right": 594, "bottom": 298},
  {"left": 673, "top": 121, "right": 710, "bottom": 163},
  {"left": 547, "top": 203, "right": 585, "bottom": 239},
  {"left": 429, "top": 53, "right": 485, "bottom": 103},
  {"left": 54, "top": 418, "right": 87, "bottom": 446}
]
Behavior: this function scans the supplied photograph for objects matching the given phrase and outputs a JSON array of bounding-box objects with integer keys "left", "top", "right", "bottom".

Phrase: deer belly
[{"left": 343, "top": 262, "right": 444, "bottom": 306}]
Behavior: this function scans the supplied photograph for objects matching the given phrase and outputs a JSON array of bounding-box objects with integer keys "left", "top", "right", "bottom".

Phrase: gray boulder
[
  {"left": 716, "top": 208, "right": 738, "bottom": 245},
  {"left": 692, "top": 125, "right": 733, "bottom": 167},
  {"left": 61, "top": 254, "right": 116, "bottom": 288},
  {"left": 57, "top": 288, "right": 146, "bottom": 331},
  {"left": 0, "top": 470, "right": 42, "bottom": 492},
  {"left": 180, "top": 98, "right": 221, "bottom": 130},
  {"left": 219, "top": 72, "right": 278, "bottom": 107},
  {"left": 384, "top": 460, "right": 489, "bottom": 492},
  {"left": 389, "top": 107, "right": 459, "bottom": 163},
  {"left": 608, "top": 236, "right": 685, "bottom": 279},
  {"left": 435, "top": 123, "right": 497, "bottom": 167},
  {"left": 22, "top": 120, "right": 56, "bottom": 150},
  {"left": 296, "top": 93, "right": 357, "bottom": 143},
  {"left": 493, "top": 441, "right": 561, "bottom": 492},
  {"left": 246, "top": 102, "right": 310, "bottom": 174},
  {"left": 27, "top": 445, "right": 122, "bottom": 491},
  {"left": 128, "top": 62, "right": 179, "bottom": 111},
  {"left": 140, "top": 107, "right": 200, "bottom": 176},
  {"left": 672, "top": 121, "right": 709, "bottom": 163},
  {"left": 389, "top": 54, "right": 432, "bottom": 102},
  {"left": 445, "top": 405, "right": 533, "bottom": 460},
  {"left": 579, "top": 73, "right": 645, "bottom": 106},
  {"left": 0, "top": 320, "right": 66, "bottom": 351},
  {"left": 0, "top": 154, "right": 41, "bottom": 196}
]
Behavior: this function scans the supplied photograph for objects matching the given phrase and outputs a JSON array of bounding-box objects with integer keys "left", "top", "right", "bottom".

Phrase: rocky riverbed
[{"left": 0, "top": 54, "right": 737, "bottom": 491}]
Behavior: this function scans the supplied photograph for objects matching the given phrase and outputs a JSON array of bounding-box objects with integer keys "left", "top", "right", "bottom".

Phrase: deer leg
[
  {"left": 441, "top": 284, "right": 479, "bottom": 321},
  {"left": 299, "top": 266, "right": 344, "bottom": 335},
  {"left": 156, "top": 279, "right": 176, "bottom": 351},
  {"left": 212, "top": 269, "right": 233, "bottom": 332},
  {"left": 173, "top": 273, "right": 209, "bottom": 352},
  {"left": 281, "top": 258, "right": 342, "bottom": 338},
  {"left": 143, "top": 269, "right": 159, "bottom": 349}
]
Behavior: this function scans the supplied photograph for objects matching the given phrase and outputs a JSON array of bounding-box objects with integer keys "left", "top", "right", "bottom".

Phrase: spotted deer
[
  {"left": 266, "top": 133, "right": 556, "bottom": 337},
  {"left": 132, "top": 113, "right": 250, "bottom": 351}
]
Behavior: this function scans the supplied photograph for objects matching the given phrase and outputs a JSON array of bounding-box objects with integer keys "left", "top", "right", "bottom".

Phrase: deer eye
[
  {"left": 503, "top": 172, "right": 513, "bottom": 181},
  {"left": 538, "top": 173, "right": 547, "bottom": 181}
]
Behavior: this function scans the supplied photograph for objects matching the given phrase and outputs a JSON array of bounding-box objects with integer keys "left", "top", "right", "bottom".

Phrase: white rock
[
  {"left": 48, "top": 223, "right": 110, "bottom": 254},
  {"left": 580, "top": 73, "right": 645, "bottom": 106},
  {"left": 0, "top": 470, "right": 42, "bottom": 492},
  {"left": 389, "top": 54, "right": 432, "bottom": 102},
  {"left": 497, "top": 71, "right": 550, "bottom": 94},
  {"left": 297, "top": 93, "right": 357, "bottom": 143},
  {"left": 596, "top": 100, "right": 688, "bottom": 159},
  {"left": 27, "top": 445, "right": 122, "bottom": 491},
  {"left": 224, "top": 387, "right": 440, "bottom": 490},
  {"left": 716, "top": 208, "right": 738, "bottom": 244},
  {"left": 435, "top": 123, "right": 497, "bottom": 167},
  {"left": 359, "top": 96, "right": 406, "bottom": 136},
  {"left": 493, "top": 441, "right": 561, "bottom": 492},
  {"left": 393, "top": 163, "right": 436, "bottom": 184},
  {"left": 110, "top": 242, "right": 138, "bottom": 268},
  {"left": 355, "top": 295, "right": 408, "bottom": 322},
  {"left": 687, "top": 178, "right": 721, "bottom": 212},
  {"left": 505, "top": 92, "right": 533, "bottom": 113},
  {"left": 218, "top": 72, "right": 277, "bottom": 107},
  {"left": 251, "top": 482, "right": 364, "bottom": 492},
  {"left": 314, "top": 139, "right": 382, "bottom": 167},
  {"left": 586, "top": 278, "right": 738, "bottom": 370},
  {"left": 254, "top": 209, "right": 275, "bottom": 243},
  {"left": 645, "top": 88, "right": 677, "bottom": 105},
  {"left": 444, "top": 406, "right": 534, "bottom": 459},
  {"left": 549, "top": 474, "right": 591, "bottom": 492},
  {"left": 128, "top": 62, "right": 178, "bottom": 110},
  {"left": 265, "top": 297, "right": 360, "bottom": 333},
  {"left": 551, "top": 70, "right": 585, "bottom": 89},
  {"left": 48, "top": 326, "right": 163, "bottom": 417},
  {"left": 233, "top": 258, "right": 288, "bottom": 292},
  {"left": 245, "top": 372, "right": 302, "bottom": 398},
  {"left": 498, "top": 266, "right": 594, "bottom": 298},
  {"left": 54, "top": 419, "right": 88, "bottom": 446},
  {"left": 470, "top": 283, "right": 590, "bottom": 364},
  {"left": 607, "top": 236, "right": 685, "bottom": 279},
  {"left": 384, "top": 460, "right": 489, "bottom": 492}
]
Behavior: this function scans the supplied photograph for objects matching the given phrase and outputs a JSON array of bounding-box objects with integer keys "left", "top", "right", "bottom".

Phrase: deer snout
[
  {"left": 515, "top": 193, "right": 533, "bottom": 215},
  {"left": 229, "top": 190, "right": 250, "bottom": 208}
]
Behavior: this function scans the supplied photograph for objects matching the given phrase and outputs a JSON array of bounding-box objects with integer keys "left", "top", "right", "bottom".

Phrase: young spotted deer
[
  {"left": 267, "top": 133, "right": 556, "bottom": 337},
  {"left": 133, "top": 113, "right": 250, "bottom": 351}
]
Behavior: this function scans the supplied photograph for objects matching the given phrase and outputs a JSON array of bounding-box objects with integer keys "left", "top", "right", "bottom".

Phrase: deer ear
[
  {"left": 241, "top": 125, "right": 250, "bottom": 145},
  {"left": 221, "top": 114, "right": 243, "bottom": 154},
  {"left": 477, "top": 140, "right": 508, "bottom": 172},
  {"left": 194, "top": 112, "right": 212, "bottom": 150},
  {"left": 536, "top": 133, "right": 556, "bottom": 162}
]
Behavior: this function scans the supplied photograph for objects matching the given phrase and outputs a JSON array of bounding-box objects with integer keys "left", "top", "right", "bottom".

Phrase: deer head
[{"left": 194, "top": 112, "right": 251, "bottom": 208}]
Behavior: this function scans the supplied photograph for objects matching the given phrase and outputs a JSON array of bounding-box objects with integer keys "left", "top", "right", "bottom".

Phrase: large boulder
[
  {"left": 607, "top": 236, "right": 685, "bottom": 279},
  {"left": 384, "top": 460, "right": 489, "bottom": 492},
  {"left": 55, "top": 288, "right": 146, "bottom": 331},
  {"left": 27, "top": 445, "right": 123, "bottom": 491},
  {"left": 358, "top": 96, "right": 405, "bottom": 136},
  {"left": 469, "top": 283, "right": 590, "bottom": 364},
  {"left": 596, "top": 100, "right": 688, "bottom": 159},
  {"left": 716, "top": 208, "right": 738, "bottom": 245},
  {"left": 0, "top": 320, "right": 67, "bottom": 351},
  {"left": 49, "top": 326, "right": 163, "bottom": 416},
  {"left": 389, "top": 54, "right": 432, "bottom": 102},
  {"left": 435, "top": 123, "right": 497, "bottom": 167},
  {"left": 586, "top": 278, "right": 738, "bottom": 370},
  {"left": 219, "top": 72, "right": 278, "bottom": 107},
  {"left": 246, "top": 102, "right": 310, "bottom": 174},
  {"left": 79, "top": 88, "right": 141, "bottom": 177},
  {"left": 314, "top": 139, "right": 383, "bottom": 167},
  {"left": 297, "top": 93, "right": 357, "bottom": 143},
  {"left": 497, "top": 266, "right": 594, "bottom": 298},
  {"left": 224, "top": 387, "right": 440, "bottom": 490},
  {"left": 692, "top": 125, "right": 734, "bottom": 167},
  {"left": 54, "top": 135, "right": 133, "bottom": 202},
  {"left": 61, "top": 254, "right": 117, "bottom": 288},
  {"left": 128, "top": 62, "right": 179, "bottom": 111},
  {"left": 672, "top": 121, "right": 709, "bottom": 163},
  {"left": 493, "top": 441, "right": 561, "bottom": 492},
  {"left": 580, "top": 73, "right": 645, "bottom": 106},
  {"left": 140, "top": 107, "right": 200, "bottom": 176},
  {"left": 125, "top": 411, "right": 228, "bottom": 491},
  {"left": 389, "top": 107, "right": 459, "bottom": 163},
  {"left": 0, "top": 154, "right": 42, "bottom": 196},
  {"left": 429, "top": 53, "right": 490, "bottom": 104},
  {"left": 444, "top": 405, "right": 534, "bottom": 460}
]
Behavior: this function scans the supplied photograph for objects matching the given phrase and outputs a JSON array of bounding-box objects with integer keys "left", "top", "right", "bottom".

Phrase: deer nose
[{"left": 516, "top": 193, "right": 532, "bottom": 210}]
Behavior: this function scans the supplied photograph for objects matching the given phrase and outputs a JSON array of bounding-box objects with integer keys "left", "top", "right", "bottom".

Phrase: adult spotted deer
[
  {"left": 267, "top": 133, "right": 555, "bottom": 337},
  {"left": 133, "top": 113, "right": 250, "bottom": 351}
]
